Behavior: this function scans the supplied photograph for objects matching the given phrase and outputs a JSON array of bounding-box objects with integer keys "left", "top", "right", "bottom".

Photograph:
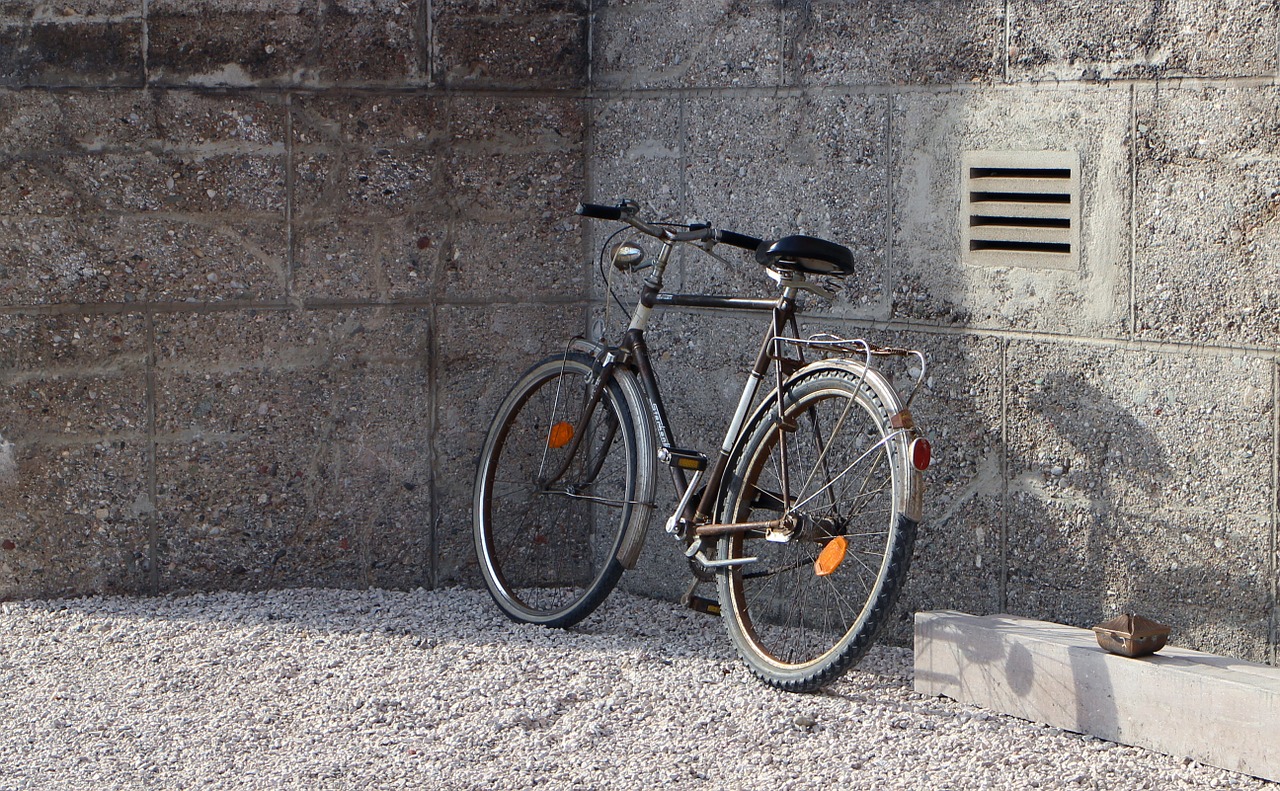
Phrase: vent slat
[
  {"left": 968, "top": 176, "right": 1072, "bottom": 194},
  {"left": 969, "top": 225, "right": 1072, "bottom": 245},
  {"left": 967, "top": 200, "right": 1074, "bottom": 220}
]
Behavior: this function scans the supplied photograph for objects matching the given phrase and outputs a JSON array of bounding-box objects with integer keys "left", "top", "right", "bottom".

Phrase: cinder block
[
  {"left": 434, "top": 2, "right": 586, "bottom": 89},
  {"left": 292, "top": 212, "right": 443, "bottom": 302},
  {"left": 153, "top": 308, "right": 432, "bottom": 591},
  {"left": 589, "top": 95, "right": 683, "bottom": 211},
  {"left": 1009, "top": 0, "right": 1277, "bottom": 81},
  {"left": 784, "top": 0, "right": 1004, "bottom": 86},
  {"left": 0, "top": 158, "right": 86, "bottom": 218},
  {"left": 56, "top": 151, "right": 286, "bottom": 215},
  {"left": 1134, "top": 84, "right": 1280, "bottom": 348},
  {"left": 292, "top": 94, "right": 444, "bottom": 148},
  {"left": 294, "top": 149, "right": 440, "bottom": 219},
  {"left": 1004, "top": 341, "right": 1273, "bottom": 661},
  {"left": 146, "top": 2, "right": 314, "bottom": 87},
  {"left": 0, "top": 441, "right": 150, "bottom": 600},
  {"left": 684, "top": 93, "right": 889, "bottom": 312},
  {"left": 915, "top": 610, "right": 1280, "bottom": 783},
  {"left": 860, "top": 330, "right": 1004, "bottom": 645},
  {"left": 432, "top": 302, "right": 591, "bottom": 587},
  {"left": 0, "top": 314, "right": 146, "bottom": 370},
  {"left": 0, "top": 18, "right": 144, "bottom": 87},
  {"left": 592, "top": 0, "right": 781, "bottom": 90},
  {"left": 315, "top": 0, "right": 425, "bottom": 85},
  {"left": 443, "top": 100, "right": 584, "bottom": 299},
  {"left": 293, "top": 218, "right": 386, "bottom": 301},
  {"left": 9, "top": 216, "right": 288, "bottom": 305},
  {"left": 0, "top": 90, "right": 156, "bottom": 151},
  {"left": 152, "top": 91, "right": 289, "bottom": 147}
]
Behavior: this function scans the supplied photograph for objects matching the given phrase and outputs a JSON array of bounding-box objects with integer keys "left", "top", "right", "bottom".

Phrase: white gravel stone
[{"left": 0, "top": 587, "right": 1272, "bottom": 790}]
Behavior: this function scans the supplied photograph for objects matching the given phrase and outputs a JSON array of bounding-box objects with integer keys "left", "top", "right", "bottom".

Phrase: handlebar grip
[
  {"left": 576, "top": 202, "right": 625, "bottom": 221},
  {"left": 716, "top": 230, "right": 764, "bottom": 252}
]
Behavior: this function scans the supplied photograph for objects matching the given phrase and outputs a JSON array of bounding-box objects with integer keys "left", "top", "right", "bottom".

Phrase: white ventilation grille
[{"left": 962, "top": 151, "right": 1080, "bottom": 270}]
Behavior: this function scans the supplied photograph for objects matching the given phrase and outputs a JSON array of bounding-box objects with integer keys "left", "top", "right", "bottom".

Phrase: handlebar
[{"left": 576, "top": 200, "right": 763, "bottom": 253}]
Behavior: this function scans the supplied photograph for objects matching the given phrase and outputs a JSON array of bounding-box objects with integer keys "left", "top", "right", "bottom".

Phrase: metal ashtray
[{"left": 1092, "top": 614, "right": 1171, "bottom": 658}]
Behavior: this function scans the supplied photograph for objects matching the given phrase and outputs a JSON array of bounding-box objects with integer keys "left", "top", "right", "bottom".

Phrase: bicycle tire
[
  {"left": 716, "top": 364, "right": 918, "bottom": 691},
  {"left": 473, "top": 351, "right": 641, "bottom": 627}
]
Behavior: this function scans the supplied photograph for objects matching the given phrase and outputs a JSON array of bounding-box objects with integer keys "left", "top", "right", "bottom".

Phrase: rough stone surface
[
  {"left": 891, "top": 85, "right": 1130, "bottom": 335},
  {"left": 1004, "top": 342, "right": 1273, "bottom": 661},
  {"left": 1008, "top": 0, "right": 1278, "bottom": 81},
  {"left": 435, "top": 0, "right": 586, "bottom": 90},
  {"left": 432, "top": 301, "right": 591, "bottom": 588},
  {"left": 592, "top": 0, "right": 782, "bottom": 90},
  {"left": 784, "top": 0, "right": 1006, "bottom": 86},
  {"left": 1134, "top": 84, "right": 1280, "bottom": 347}
]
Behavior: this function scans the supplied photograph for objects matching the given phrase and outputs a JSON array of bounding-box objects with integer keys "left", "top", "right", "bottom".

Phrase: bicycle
[{"left": 472, "top": 199, "right": 931, "bottom": 692}]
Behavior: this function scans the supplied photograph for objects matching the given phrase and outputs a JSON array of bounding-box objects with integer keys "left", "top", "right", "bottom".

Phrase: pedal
[
  {"left": 684, "top": 536, "right": 704, "bottom": 557},
  {"left": 657, "top": 446, "right": 708, "bottom": 472},
  {"left": 684, "top": 595, "right": 721, "bottom": 616},
  {"left": 680, "top": 580, "right": 721, "bottom": 616}
]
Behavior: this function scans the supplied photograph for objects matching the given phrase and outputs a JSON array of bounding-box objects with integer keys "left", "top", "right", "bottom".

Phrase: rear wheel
[
  {"left": 473, "top": 352, "right": 640, "bottom": 627},
  {"left": 716, "top": 366, "right": 917, "bottom": 691}
]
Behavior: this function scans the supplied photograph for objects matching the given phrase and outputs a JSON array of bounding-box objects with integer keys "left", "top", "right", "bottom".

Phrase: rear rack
[{"left": 773, "top": 333, "right": 928, "bottom": 407}]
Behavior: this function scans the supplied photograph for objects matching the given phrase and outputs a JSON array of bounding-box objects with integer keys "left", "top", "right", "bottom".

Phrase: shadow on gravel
[{"left": 2, "top": 588, "right": 746, "bottom": 661}]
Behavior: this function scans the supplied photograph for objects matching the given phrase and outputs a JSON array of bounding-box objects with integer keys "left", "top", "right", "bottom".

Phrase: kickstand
[{"left": 680, "top": 578, "right": 721, "bottom": 616}]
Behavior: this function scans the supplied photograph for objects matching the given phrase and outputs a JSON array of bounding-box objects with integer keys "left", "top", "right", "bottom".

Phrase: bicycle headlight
[{"left": 611, "top": 241, "right": 645, "bottom": 272}]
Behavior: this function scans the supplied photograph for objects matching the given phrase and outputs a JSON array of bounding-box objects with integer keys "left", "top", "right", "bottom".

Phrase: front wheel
[
  {"left": 473, "top": 351, "right": 642, "bottom": 628},
  {"left": 716, "top": 365, "right": 919, "bottom": 691}
]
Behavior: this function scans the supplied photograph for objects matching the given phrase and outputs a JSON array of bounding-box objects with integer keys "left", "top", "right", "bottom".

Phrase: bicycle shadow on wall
[
  {"left": 944, "top": 368, "right": 1273, "bottom": 732},
  {"left": 910, "top": 371, "right": 1160, "bottom": 733},
  {"left": 1007, "top": 369, "right": 1267, "bottom": 655}
]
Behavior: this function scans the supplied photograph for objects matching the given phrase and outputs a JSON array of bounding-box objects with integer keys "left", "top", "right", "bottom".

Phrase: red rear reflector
[{"left": 911, "top": 438, "right": 931, "bottom": 471}]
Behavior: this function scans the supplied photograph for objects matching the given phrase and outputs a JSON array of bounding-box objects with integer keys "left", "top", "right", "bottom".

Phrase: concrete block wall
[
  {"left": 590, "top": 1, "right": 1279, "bottom": 664},
  {"left": 2, "top": 0, "right": 1277, "bottom": 671},
  {"left": 0, "top": 1, "right": 592, "bottom": 597}
]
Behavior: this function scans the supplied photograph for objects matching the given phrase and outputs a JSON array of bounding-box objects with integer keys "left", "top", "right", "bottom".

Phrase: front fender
[{"left": 568, "top": 338, "right": 658, "bottom": 568}]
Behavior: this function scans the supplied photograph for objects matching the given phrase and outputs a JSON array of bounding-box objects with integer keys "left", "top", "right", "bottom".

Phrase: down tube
[{"left": 692, "top": 299, "right": 794, "bottom": 520}]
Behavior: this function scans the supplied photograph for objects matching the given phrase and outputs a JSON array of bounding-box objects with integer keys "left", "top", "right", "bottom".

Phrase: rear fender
[{"left": 715, "top": 358, "right": 922, "bottom": 523}]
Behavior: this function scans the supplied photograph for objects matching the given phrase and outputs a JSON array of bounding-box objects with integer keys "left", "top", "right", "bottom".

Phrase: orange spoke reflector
[
  {"left": 814, "top": 535, "right": 848, "bottom": 577},
  {"left": 547, "top": 421, "right": 574, "bottom": 449}
]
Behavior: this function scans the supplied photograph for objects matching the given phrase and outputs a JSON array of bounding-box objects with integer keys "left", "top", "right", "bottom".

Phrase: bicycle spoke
[{"left": 795, "top": 395, "right": 856, "bottom": 513}]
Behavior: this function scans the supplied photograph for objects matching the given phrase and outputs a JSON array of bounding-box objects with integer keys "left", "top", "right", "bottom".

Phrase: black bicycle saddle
[{"left": 754, "top": 235, "right": 855, "bottom": 277}]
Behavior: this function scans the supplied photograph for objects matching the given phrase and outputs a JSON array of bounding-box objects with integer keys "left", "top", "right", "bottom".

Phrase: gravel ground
[{"left": 0, "top": 587, "right": 1273, "bottom": 791}]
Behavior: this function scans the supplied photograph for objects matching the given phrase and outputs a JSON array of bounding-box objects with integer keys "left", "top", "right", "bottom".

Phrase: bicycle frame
[
  {"left": 570, "top": 231, "right": 815, "bottom": 553},
  {"left": 546, "top": 203, "right": 926, "bottom": 576}
]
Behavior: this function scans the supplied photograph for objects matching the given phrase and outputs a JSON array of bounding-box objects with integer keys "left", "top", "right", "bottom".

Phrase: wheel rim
[
  {"left": 479, "top": 363, "right": 634, "bottom": 621},
  {"left": 726, "top": 382, "right": 901, "bottom": 670}
]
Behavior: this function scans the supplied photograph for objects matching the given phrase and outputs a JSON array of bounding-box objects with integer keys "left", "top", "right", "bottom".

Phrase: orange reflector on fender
[
  {"left": 814, "top": 535, "right": 848, "bottom": 577},
  {"left": 548, "top": 421, "right": 574, "bottom": 449},
  {"left": 911, "top": 438, "right": 932, "bottom": 471}
]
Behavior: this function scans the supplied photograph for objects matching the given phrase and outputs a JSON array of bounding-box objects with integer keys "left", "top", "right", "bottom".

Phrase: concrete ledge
[{"left": 914, "top": 611, "right": 1280, "bottom": 783}]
